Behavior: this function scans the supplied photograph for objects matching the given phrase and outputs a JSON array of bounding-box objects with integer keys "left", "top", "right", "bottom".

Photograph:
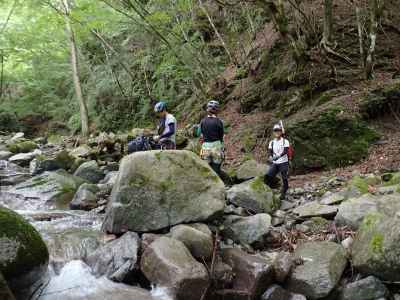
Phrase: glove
[
  {"left": 153, "top": 135, "right": 160, "bottom": 142},
  {"left": 272, "top": 154, "right": 280, "bottom": 161}
]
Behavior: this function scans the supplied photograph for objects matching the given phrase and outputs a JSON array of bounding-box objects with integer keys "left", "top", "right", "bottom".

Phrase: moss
[
  {"left": 370, "top": 233, "right": 384, "bottom": 255},
  {"left": 0, "top": 207, "right": 48, "bottom": 280},
  {"left": 250, "top": 177, "right": 269, "bottom": 193},
  {"left": 6, "top": 141, "right": 37, "bottom": 154},
  {"left": 315, "top": 91, "right": 334, "bottom": 106},
  {"left": 384, "top": 172, "right": 400, "bottom": 186},
  {"left": 155, "top": 151, "right": 162, "bottom": 161},
  {"left": 361, "top": 212, "right": 383, "bottom": 230},
  {"left": 349, "top": 176, "right": 370, "bottom": 194}
]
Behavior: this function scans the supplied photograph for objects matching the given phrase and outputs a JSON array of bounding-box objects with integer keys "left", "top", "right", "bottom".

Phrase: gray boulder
[
  {"left": 262, "top": 285, "right": 306, "bottom": 300},
  {"left": 222, "top": 248, "right": 274, "bottom": 299},
  {"left": 0, "top": 151, "right": 13, "bottom": 160},
  {"left": 339, "top": 276, "right": 388, "bottom": 300},
  {"left": 227, "top": 177, "right": 277, "bottom": 214},
  {"left": 223, "top": 214, "right": 271, "bottom": 246},
  {"left": 70, "top": 184, "right": 100, "bottom": 211},
  {"left": 29, "top": 150, "right": 75, "bottom": 175},
  {"left": 8, "top": 150, "right": 41, "bottom": 166},
  {"left": 69, "top": 145, "right": 92, "bottom": 158},
  {"left": 293, "top": 201, "right": 338, "bottom": 218},
  {"left": 320, "top": 191, "right": 347, "bottom": 205},
  {"left": 0, "top": 207, "right": 49, "bottom": 295},
  {"left": 287, "top": 241, "right": 347, "bottom": 299},
  {"left": 169, "top": 224, "right": 213, "bottom": 260},
  {"left": 273, "top": 252, "right": 294, "bottom": 283},
  {"left": 0, "top": 161, "right": 30, "bottom": 186},
  {"left": 236, "top": 160, "right": 267, "bottom": 181},
  {"left": 74, "top": 160, "right": 105, "bottom": 184},
  {"left": 141, "top": 237, "right": 208, "bottom": 300},
  {"left": 102, "top": 150, "right": 225, "bottom": 233},
  {"left": 86, "top": 232, "right": 140, "bottom": 282},
  {"left": 351, "top": 212, "right": 400, "bottom": 281}
]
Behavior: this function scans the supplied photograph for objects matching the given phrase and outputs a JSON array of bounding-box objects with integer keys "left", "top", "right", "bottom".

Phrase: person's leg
[
  {"left": 210, "top": 162, "right": 222, "bottom": 176},
  {"left": 278, "top": 162, "right": 289, "bottom": 199},
  {"left": 264, "top": 164, "right": 278, "bottom": 188}
]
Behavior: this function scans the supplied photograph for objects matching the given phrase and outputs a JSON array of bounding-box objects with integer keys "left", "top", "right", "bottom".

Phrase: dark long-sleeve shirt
[{"left": 200, "top": 116, "right": 224, "bottom": 143}]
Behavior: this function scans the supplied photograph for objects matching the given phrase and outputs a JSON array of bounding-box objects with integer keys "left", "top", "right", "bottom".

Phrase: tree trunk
[
  {"left": 62, "top": 0, "right": 89, "bottom": 137},
  {"left": 356, "top": 6, "right": 365, "bottom": 67},
  {"left": 0, "top": 51, "right": 4, "bottom": 99},
  {"left": 365, "top": 0, "right": 380, "bottom": 79},
  {"left": 322, "top": 0, "right": 333, "bottom": 45}
]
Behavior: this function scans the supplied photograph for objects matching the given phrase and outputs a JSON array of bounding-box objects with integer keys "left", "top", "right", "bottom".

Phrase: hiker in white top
[
  {"left": 153, "top": 101, "right": 177, "bottom": 150},
  {"left": 264, "top": 124, "right": 290, "bottom": 200}
]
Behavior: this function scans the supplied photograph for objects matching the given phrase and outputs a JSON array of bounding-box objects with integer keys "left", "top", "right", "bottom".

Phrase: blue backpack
[{"left": 127, "top": 136, "right": 153, "bottom": 154}]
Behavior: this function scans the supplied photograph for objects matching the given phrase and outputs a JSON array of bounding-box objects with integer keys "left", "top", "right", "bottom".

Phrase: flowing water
[{"left": 0, "top": 159, "right": 171, "bottom": 300}]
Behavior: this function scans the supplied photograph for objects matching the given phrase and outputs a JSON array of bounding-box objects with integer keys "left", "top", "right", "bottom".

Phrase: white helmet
[{"left": 273, "top": 124, "right": 283, "bottom": 132}]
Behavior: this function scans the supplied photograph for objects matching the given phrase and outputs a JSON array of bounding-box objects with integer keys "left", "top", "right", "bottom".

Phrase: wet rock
[
  {"left": 0, "top": 271, "right": 16, "bottom": 300},
  {"left": 102, "top": 150, "right": 225, "bottom": 233},
  {"left": 10, "top": 132, "right": 24, "bottom": 141},
  {"left": 262, "top": 285, "right": 306, "bottom": 300},
  {"left": 74, "top": 160, "right": 105, "bottom": 184},
  {"left": 37, "top": 260, "right": 154, "bottom": 300},
  {"left": 7, "top": 140, "right": 37, "bottom": 154},
  {"left": 335, "top": 194, "right": 400, "bottom": 229},
  {"left": 0, "top": 151, "right": 13, "bottom": 160},
  {"left": 287, "top": 241, "right": 347, "bottom": 299},
  {"left": 141, "top": 237, "right": 208, "bottom": 300},
  {"left": 86, "top": 232, "right": 140, "bottom": 282},
  {"left": 30, "top": 150, "right": 75, "bottom": 175},
  {"left": 339, "top": 276, "right": 388, "bottom": 300},
  {"left": 169, "top": 224, "right": 213, "bottom": 260},
  {"left": 2, "top": 170, "right": 86, "bottom": 210},
  {"left": 351, "top": 212, "right": 400, "bottom": 281},
  {"left": 8, "top": 149, "right": 41, "bottom": 166},
  {"left": 222, "top": 248, "right": 274, "bottom": 299},
  {"left": 99, "top": 171, "right": 118, "bottom": 186},
  {"left": 227, "top": 177, "right": 277, "bottom": 214},
  {"left": 0, "top": 161, "right": 30, "bottom": 186},
  {"left": 293, "top": 201, "right": 338, "bottom": 218},
  {"left": 223, "top": 214, "right": 271, "bottom": 246},
  {"left": 0, "top": 207, "right": 49, "bottom": 295},
  {"left": 70, "top": 183, "right": 100, "bottom": 211},
  {"left": 236, "top": 160, "right": 267, "bottom": 181}
]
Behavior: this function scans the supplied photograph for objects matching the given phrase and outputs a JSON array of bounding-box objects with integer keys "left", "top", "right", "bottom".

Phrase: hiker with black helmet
[
  {"left": 153, "top": 101, "right": 177, "bottom": 150},
  {"left": 200, "top": 100, "right": 225, "bottom": 176},
  {"left": 264, "top": 124, "right": 290, "bottom": 200}
]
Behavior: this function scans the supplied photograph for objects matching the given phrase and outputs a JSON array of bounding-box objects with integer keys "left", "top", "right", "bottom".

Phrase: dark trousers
[
  {"left": 264, "top": 162, "right": 289, "bottom": 197},
  {"left": 160, "top": 140, "right": 176, "bottom": 150}
]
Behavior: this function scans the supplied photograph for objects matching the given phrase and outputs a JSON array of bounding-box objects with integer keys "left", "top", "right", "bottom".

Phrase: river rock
[
  {"left": 262, "top": 285, "right": 306, "bottom": 300},
  {"left": 293, "top": 201, "right": 338, "bottom": 218},
  {"left": 222, "top": 248, "right": 274, "bottom": 299},
  {"left": 38, "top": 260, "right": 154, "bottom": 300},
  {"left": 339, "top": 276, "right": 388, "bottom": 300},
  {"left": 10, "top": 132, "right": 24, "bottom": 141},
  {"left": 273, "top": 252, "right": 294, "bottom": 283},
  {"left": 86, "top": 232, "right": 140, "bottom": 282},
  {"left": 69, "top": 145, "right": 92, "bottom": 158},
  {"left": 336, "top": 193, "right": 400, "bottom": 229},
  {"left": 8, "top": 150, "right": 41, "bottom": 166},
  {"left": 227, "top": 177, "right": 277, "bottom": 214},
  {"left": 0, "top": 272, "right": 16, "bottom": 300},
  {"left": 141, "top": 237, "right": 208, "bottom": 300},
  {"left": 1, "top": 170, "right": 86, "bottom": 210},
  {"left": 0, "top": 151, "right": 12, "bottom": 160},
  {"left": 351, "top": 212, "right": 400, "bottom": 281},
  {"left": 70, "top": 183, "right": 100, "bottom": 210},
  {"left": 0, "top": 207, "right": 49, "bottom": 294},
  {"left": 0, "top": 161, "right": 30, "bottom": 186},
  {"left": 74, "top": 160, "right": 105, "bottom": 184},
  {"left": 102, "top": 150, "right": 225, "bottom": 233},
  {"left": 7, "top": 140, "right": 37, "bottom": 154},
  {"left": 320, "top": 191, "right": 347, "bottom": 205},
  {"left": 169, "top": 224, "right": 213, "bottom": 260},
  {"left": 100, "top": 171, "right": 119, "bottom": 186},
  {"left": 287, "top": 241, "right": 347, "bottom": 299},
  {"left": 30, "top": 150, "right": 75, "bottom": 175},
  {"left": 236, "top": 160, "right": 267, "bottom": 181},
  {"left": 223, "top": 214, "right": 271, "bottom": 246}
]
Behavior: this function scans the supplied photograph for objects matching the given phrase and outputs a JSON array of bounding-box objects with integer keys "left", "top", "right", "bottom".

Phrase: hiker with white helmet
[
  {"left": 153, "top": 101, "right": 177, "bottom": 150},
  {"left": 264, "top": 123, "right": 291, "bottom": 200},
  {"left": 199, "top": 100, "right": 225, "bottom": 176}
]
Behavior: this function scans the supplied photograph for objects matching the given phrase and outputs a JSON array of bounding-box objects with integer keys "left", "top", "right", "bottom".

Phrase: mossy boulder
[
  {"left": 351, "top": 212, "right": 400, "bottom": 281},
  {"left": 0, "top": 206, "right": 49, "bottom": 292},
  {"left": 235, "top": 160, "right": 268, "bottom": 181},
  {"left": 30, "top": 150, "right": 75, "bottom": 175},
  {"left": 6, "top": 140, "right": 38, "bottom": 154},
  {"left": 287, "top": 107, "right": 379, "bottom": 172},
  {"left": 227, "top": 177, "right": 278, "bottom": 214},
  {"left": 73, "top": 160, "right": 105, "bottom": 184},
  {"left": 102, "top": 150, "right": 225, "bottom": 233},
  {"left": 0, "top": 272, "right": 16, "bottom": 300}
]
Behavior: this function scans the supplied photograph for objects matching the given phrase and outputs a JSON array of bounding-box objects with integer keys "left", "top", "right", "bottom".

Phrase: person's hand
[
  {"left": 268, "top": 156, "right": 273, "bottom": 163},
  {"left": 153, "top": 135, "right": 160, "bottom": 142},
  {"left": 273, "top": 154, "right": 280, "bottom": 161}
]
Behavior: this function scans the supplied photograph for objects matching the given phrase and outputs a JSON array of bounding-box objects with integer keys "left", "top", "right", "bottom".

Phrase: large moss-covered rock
[
  {"left": 30, "top": 150, "right": 75, "bottom": 175},
  {"left": 0, "top": 206, "right": 49, "bottom": 292},
  {"left": 102, "top": 150, "right": 225, "bottom": 233},
  {"left": 351, "top": 212, "right": 400, "bottom": 281},
  {"left": 287, "top": 107, "right": 379, "bottom": 172},
  {"left": 7, "top": 140, "right": 37, "bottom": 154},
  {"left": 74, "top": 160, "right": 105, "bottom": 184},
  {"left": 227, "top": 177, "right": 278, "bottom": 214},
  {"left": 236, "top": 160, "right": 267, "bottom": 181},
  {"left": 339, "top": 276, "right": 388, "bottom": 300},
  {"left": 287, "top": 241, "right": 347, "bottom": 299}
]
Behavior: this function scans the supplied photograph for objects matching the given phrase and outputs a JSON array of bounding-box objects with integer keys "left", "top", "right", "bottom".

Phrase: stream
[{"left": 0, "top": 159, "right": 166, "bottom": 300}]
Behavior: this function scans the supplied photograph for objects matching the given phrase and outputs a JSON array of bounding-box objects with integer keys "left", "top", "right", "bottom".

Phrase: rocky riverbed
[{"left": 1, "top": 131, "right": 400, "bottom": 300}]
